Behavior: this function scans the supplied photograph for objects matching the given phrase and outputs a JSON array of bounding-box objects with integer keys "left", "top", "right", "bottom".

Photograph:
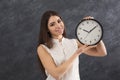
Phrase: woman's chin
[{"left": 56, "top": 31, "right": 63, "bottom": 35}]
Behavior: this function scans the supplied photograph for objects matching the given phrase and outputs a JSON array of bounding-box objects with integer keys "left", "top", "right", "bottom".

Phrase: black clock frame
[{"left": 75, "top": 19, "right": 104, "bottom": 46}]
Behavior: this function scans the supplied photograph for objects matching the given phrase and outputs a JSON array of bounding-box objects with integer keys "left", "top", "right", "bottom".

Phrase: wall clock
[{"left": 75, "top": 19, "right": 103, "bottom": 45}]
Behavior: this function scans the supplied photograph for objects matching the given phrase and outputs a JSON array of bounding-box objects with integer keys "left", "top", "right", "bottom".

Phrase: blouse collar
[{"left": 52, "top": 37, "right": 65, "bottom": 44}]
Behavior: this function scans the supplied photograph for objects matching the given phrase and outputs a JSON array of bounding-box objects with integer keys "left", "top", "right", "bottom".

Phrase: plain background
[{"left": 0, "top": 0, "right": 120, "bottom": 80}]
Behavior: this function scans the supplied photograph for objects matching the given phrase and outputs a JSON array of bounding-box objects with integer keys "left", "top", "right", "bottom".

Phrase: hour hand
[{"left": 83, "top": 29, "right": 89, "bottom": 33}]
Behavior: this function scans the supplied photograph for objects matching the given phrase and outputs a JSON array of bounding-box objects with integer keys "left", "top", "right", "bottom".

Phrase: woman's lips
[{"left": 55, "top": 29, "right": 63, "bottom": 33}]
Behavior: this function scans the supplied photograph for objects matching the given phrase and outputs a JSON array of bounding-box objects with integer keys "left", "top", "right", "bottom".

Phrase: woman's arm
[
  {"left": 79, "top": 16, "right": 107, "bottom": 56},
  {"left": 77, "top": 40, "right": 107, "bottom": 57},
  {"left": 37, "top": 45, "right": 85, "bottom": 79}
]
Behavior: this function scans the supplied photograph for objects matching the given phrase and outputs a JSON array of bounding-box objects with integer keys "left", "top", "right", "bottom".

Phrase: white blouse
[{"left": 42, "top": 37, "right": 80, "bottom": 80}]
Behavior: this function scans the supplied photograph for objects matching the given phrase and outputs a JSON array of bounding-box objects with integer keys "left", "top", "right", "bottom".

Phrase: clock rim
[{"left": 75, "top": 19, "right": 104, "bottom": 46}]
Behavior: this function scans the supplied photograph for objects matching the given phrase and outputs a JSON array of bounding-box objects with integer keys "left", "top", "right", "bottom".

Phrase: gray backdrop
[{"left": 0, "top": 0, "right": 120, "bottom": 80}]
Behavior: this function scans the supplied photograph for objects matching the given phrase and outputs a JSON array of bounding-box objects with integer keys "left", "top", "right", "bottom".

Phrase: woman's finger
[
  {"left": 83, "top": 16, "right": 94, "bottom": 20},
  {"left": 76, "top": 45, "right": 88, "bottom": 54},
  {"left": 81, "top": 44, "right": 88, "bottom": 49},
  {"left": 83, "top": 45, "right": 97, "bottom": 52}
]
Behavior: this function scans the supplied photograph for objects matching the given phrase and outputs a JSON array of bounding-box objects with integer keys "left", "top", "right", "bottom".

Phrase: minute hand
[{"left": 89, "top": 25, "right": 97, "bottom": 33}]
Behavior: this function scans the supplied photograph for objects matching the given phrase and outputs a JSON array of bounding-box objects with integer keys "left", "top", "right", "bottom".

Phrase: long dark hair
[{"left": 38, "top": 10, "right": 66, "bottom": 48}]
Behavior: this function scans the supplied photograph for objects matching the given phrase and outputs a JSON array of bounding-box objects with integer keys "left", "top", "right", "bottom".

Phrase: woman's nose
[{"left": 56, "top": 23, "right": 61, "bottom": 28}]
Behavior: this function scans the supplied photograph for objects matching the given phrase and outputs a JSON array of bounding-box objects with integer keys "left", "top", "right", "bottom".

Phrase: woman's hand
[
  {"left": 83, "top": 16, "right": 94, "bottom": 20},
  {"left": 76, "top": 45, "right": 97, "bottom": 55},
  {"left": 76, "top": 40, "right": 107, "bottom": 57}
]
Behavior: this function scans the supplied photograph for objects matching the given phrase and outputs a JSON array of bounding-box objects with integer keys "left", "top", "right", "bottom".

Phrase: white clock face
[{"left": 76, "top": 19, "right": 103, "bottom": 45}]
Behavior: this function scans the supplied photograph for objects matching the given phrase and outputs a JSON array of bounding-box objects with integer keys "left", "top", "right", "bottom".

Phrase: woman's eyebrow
[{"left": 49, "top": 22, "right": 55, "bottom": 25}]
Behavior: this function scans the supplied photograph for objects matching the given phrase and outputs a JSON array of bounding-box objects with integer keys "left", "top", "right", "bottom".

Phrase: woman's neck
[{"left": 52, "top": 35, "right": 63, "bottom": 42}]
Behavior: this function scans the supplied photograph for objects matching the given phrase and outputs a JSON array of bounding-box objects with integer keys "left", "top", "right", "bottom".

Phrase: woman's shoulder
[
  {"left": 37, "top": 44, "right": 50, "bottom": 53},
  {"left": 37, "top": 44, "right": 44, "bottom": 51},
  {"left": 37, "top": 44, "right": 46, "bottom": 52}
]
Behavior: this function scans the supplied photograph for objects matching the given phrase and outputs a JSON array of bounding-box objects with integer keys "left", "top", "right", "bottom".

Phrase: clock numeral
[
  {"left": 86, "top": 21, "right": 89, "bottom": 24},
  {"left": 92, "top": 22, "right": 94, "bottom": 24},
  {"left": 98, "top": 30, "right": 101, "bottom": 32},
  {"left": 78, "top": 33, "right": 80, "bottom": 35},
  {"left": 79, "top": 28, "right": 82, "bottom": 30},
  {"left": 80, "top": 37, "right": 82, "bottom": 40},
  {"left": 90, "top": 41, "right": 92, "bottom": 43},
  {"left": 82, "top": 23, "right": 84, "bottom": 26},
  {"left": 94, "top": 39, "right": 96, "bottom": 41},
  {"left": 98, "top": 35, "right": 100, "bottom": 37}
]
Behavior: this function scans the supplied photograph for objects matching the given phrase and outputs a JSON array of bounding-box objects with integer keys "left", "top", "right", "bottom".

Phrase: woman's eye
[
  {"left": 50, "top": 23, "right": 55, "bottom": 26},
  {"left": 58, "top": 19, "right": 62, "bottom": 23},
  {"left": 50, "top": 24, "right": 54, "bottom": 26}
]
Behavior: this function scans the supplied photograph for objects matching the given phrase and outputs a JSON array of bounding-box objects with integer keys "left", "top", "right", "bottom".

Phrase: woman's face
[{"left": 48, "top": 16, "right": 64, "bottom": 39}]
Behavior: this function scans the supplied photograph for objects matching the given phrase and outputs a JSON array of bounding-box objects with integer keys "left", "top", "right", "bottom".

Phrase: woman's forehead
[{"left": 48, "top": 16, "right": 60, "bottom": 23}]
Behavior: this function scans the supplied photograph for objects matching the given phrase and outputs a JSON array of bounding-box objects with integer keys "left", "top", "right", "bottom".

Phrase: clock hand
[
  {"left": 89, "top": 25, "right": 97, "bottom": 33},
  {"left": 83, "top": 29, "right": 89, "bottom": 33},
  {"left": 84, "top": 25, "right": 97, "bottom": 40}
]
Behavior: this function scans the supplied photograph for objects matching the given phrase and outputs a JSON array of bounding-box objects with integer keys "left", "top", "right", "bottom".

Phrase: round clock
[{"left": 75, "top": 19, "right": 103, "bottom": 46}]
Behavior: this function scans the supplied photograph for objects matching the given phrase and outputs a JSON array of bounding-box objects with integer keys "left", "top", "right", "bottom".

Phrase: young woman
[{"left": 37, "top": 10, "right": 107, "bottom": 80}]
